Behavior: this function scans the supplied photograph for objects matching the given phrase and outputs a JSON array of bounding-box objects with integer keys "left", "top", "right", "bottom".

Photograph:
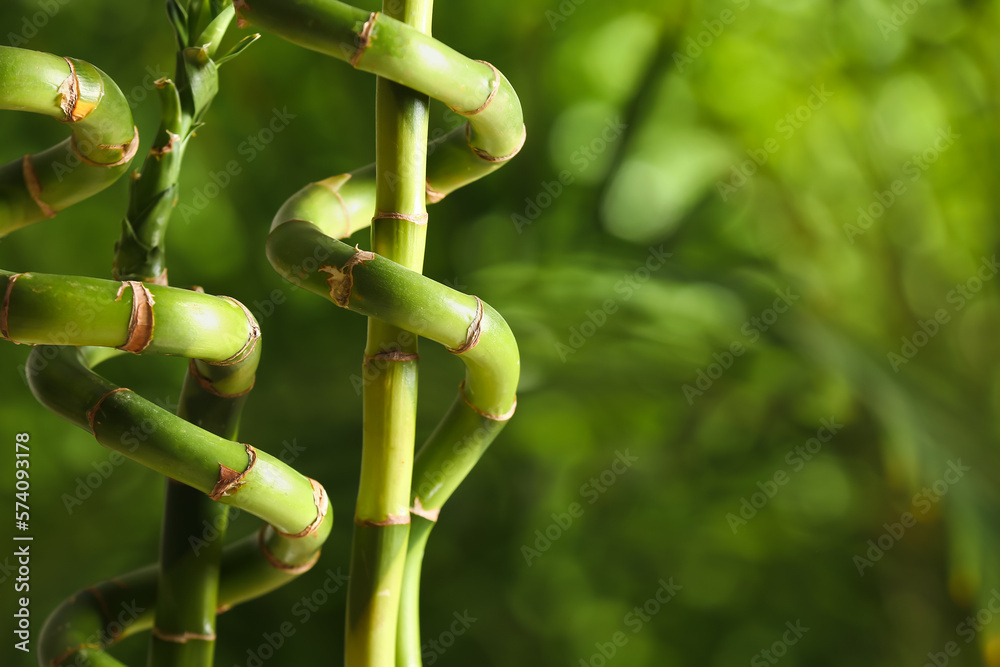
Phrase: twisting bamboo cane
[
  {"left": 241, "top": 0, "right": 524, "bottom": 661},
  {"left": 0, "top": 20, "right": 321, "bottom": 666}
]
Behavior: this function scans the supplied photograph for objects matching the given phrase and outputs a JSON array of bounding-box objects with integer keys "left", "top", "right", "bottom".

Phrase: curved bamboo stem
[
  {"left": 0, "top": 45, "right": 137, "bottom": 235},
  {"left": 30, "top": 343, "right": 330, "bottom": 667}
]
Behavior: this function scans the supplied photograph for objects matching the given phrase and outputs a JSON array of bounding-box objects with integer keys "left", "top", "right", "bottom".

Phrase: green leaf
[
  {"left": 215, "top": 33, "right": 260, "bottom": 67},
  {"left": 181, "top": 46, "right": 219, "bottom": 122},
  {"left": 197, "top": 4, "right": 235, "bottom": 58},
  {"left": 165, "top": 0, "right": 189, "bottom": 48}
]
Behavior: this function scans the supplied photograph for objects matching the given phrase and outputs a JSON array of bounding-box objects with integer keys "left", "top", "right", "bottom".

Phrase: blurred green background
[{"left": 2, "top": 0, "right": 1000, "bottom": 665}]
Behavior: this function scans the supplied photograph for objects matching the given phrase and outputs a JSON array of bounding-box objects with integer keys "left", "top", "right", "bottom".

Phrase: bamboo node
[
  {"left": 372, "top": 210, "right": 428, "bottom": 225},
  {"left": 410, "top": 497, "right": 440, "bottom": 522},
  {"left": 188, "top": 359, "right": 256, "bottom": 398},
  {"left": 234, "top": 0, "right": 252, "bottom": 28},
  {"left": 364, "top": 349, "right": 419, "bottom": 364},
  {"left": 447, "top": 296, "right": 484, "bottom": 354},
  {"left": 207, "top": 297, "right": 261, "bottom": 366},
  {"left": 152, "top": 627, "right": 217, "bottom": 643},
  {"left": 57, "top": 57, "right": 81, "bottom": 122},
  {"left": 459, "top": 380, "right": 517, "bottom": 421},
  {"left": 316, "top": 175, "right": 354, "bottom": 238},
  {"left": 355, "top": 513, "right": 410, "bottom": 527},
  {"left": 319, "top": 246, "right": 374, "bottom": 308},
  {"left": 1, "top": 273, "right": 25, "bottom": 342},
  {"left": 115, "top": 281, "right": 155, "bottom": 353},
  {"left": 425, "top": 181, "right": 447, "bottom": 204},
  {"left": 149, "top": 131, "right": 180, "bottom": 161},
  {"left": 52, "top": 643, "right": 103, "bottom": 666},
  {"left": 87, "top": 388, "right": 132, "bottom": 436},
  {"left": 209, "top": 443, "right": 257, "bottom": 500},
  {"left": 350, "top": 12, "right": 379, "bottom": 68},
  {"left": 466, "top": 123, "right": 527, "bottom": 163},
  {"left": 276, "top": 478, "right": 329, "bottom": 538},
  {"left": 70, "top": 124, "right": 140, "bottom": 168},
  {"left": 449, "top": 60, "right": 501, "bottom": 117},
  {"left": 258, "top": 527, "right": 321, "bottom": 574},
  {"left": 22, "top": 155, "right": 57, "bottom": 219}
]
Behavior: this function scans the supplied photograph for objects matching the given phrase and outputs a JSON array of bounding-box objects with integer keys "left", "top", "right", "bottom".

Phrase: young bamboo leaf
[
  {"left": 215, "top": 33, "right": 260, "bottom": 68},
  {"left": 197, "top": 3, "right": 235, "bottom": 58},
  {"left": 181, "top": 46, "right": 219, "bottom": 121},
  {"left": 165, "top": 0, "right": 189, "bottom": 49}
]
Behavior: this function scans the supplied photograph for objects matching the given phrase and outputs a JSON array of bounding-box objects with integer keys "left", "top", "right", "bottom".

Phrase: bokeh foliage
[{"left": 2, "top": 0, "right": 1000, "bottom": 665}]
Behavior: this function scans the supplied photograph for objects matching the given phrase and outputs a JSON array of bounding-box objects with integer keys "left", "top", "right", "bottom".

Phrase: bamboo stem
[
  {"left": 0, "top": 46, "right": 137, "bottom": 235},
  {"left": 31, "top": 345, "right": 330, "bottom": 667},
  {"left": 345, "top": 0, "right": 433, "bottom": 662}
]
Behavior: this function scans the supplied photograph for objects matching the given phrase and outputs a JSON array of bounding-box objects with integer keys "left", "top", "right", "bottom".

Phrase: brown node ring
[
  {"left": 87, "top": 388, "right": 132, "bottom": 436},
  {"left": 152, "top": 628, "right": 217, "bottom": 644},
  {"left": 467, "top": 123, "right": 527, "bottom": 163},
  {"left": 71, "top": 125, "right": 140, "bottom": 168},
  {"left": 1, "top": 273, "right": 25, "bottom": 341},
  {"left": 115, "top": 281, "right": 155, "bottom": 353},
  {"left": 355, "top": 513, "right": 410, "bottom": 527},
  {"left": 447, "top": 296, "right": 484, "bottom": 355},
  {"left": 206, "top": 297, "right": 261, "bottom": 366},
  {"left": 364, "top": 350, "right": 419, "bottom": 364},
  {"left": 449, "top": 60, "right": 501, "bottom": 117},
  {"left": 410, "top": 497, "right": 440, "bottom": 522},
  {"left": 425, "top": 181, "right": 446, "bottom": 204},
  {"left": 188, "top": 359, "right": 256, "bottom": 398},
  {"left": 209, "top": 443, "right": 257, "bottom": 501},
  {"left": 22, "top": 156, "right": 57, "bottom": 219},
  {"left": 258, "top": 527, "right": 322, "bottom": 574},
  {"left": 276, "top": 478, "right": 329, "bottom": 539},
  {"left": 350, "top": 12, "right": 379, "bottom": 68},
  {"left": 372, "top": 210, "right": 428, "bottom": 225},
  {"left": 459, "top": 380, "right": 517, "bottom": 422}
]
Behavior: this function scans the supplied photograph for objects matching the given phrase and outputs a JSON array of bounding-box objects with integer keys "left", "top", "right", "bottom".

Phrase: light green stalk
[
  {"left": 31, "top": 343, "right": 330, "bottom": 667},
  {"left": 114, "top": 0, "right": 259, "bottom": 283},
  {"left": 0, "top": 46, "right": 137, "bottom": 234},
  {"left": 342, "top": 0, "right": 433, "bottom": 663}
]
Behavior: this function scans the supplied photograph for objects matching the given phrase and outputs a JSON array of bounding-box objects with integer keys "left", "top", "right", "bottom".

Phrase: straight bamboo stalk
[{"left": 346, "top": 0, "right": 433, "bottom": 662}]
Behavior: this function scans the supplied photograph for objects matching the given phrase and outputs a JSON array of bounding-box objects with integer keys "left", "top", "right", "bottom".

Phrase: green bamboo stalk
[
  {"left": 150, "top": 339, "right": 260, "bottom": 666},
  {"left": 0, "top": 46, "right": 137, "bottom": 235},
  {"left": 343, "top": 0, "right": 433, "bottom": 662},
  {"left": 114, "top": 1, "right": 259, "bottom": 283},
  {"left": 237, "top": 0, "right": 525, "bottom": 217},
  {"left": 30, "top": 344, "right": 331, "bottom": 667}
]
